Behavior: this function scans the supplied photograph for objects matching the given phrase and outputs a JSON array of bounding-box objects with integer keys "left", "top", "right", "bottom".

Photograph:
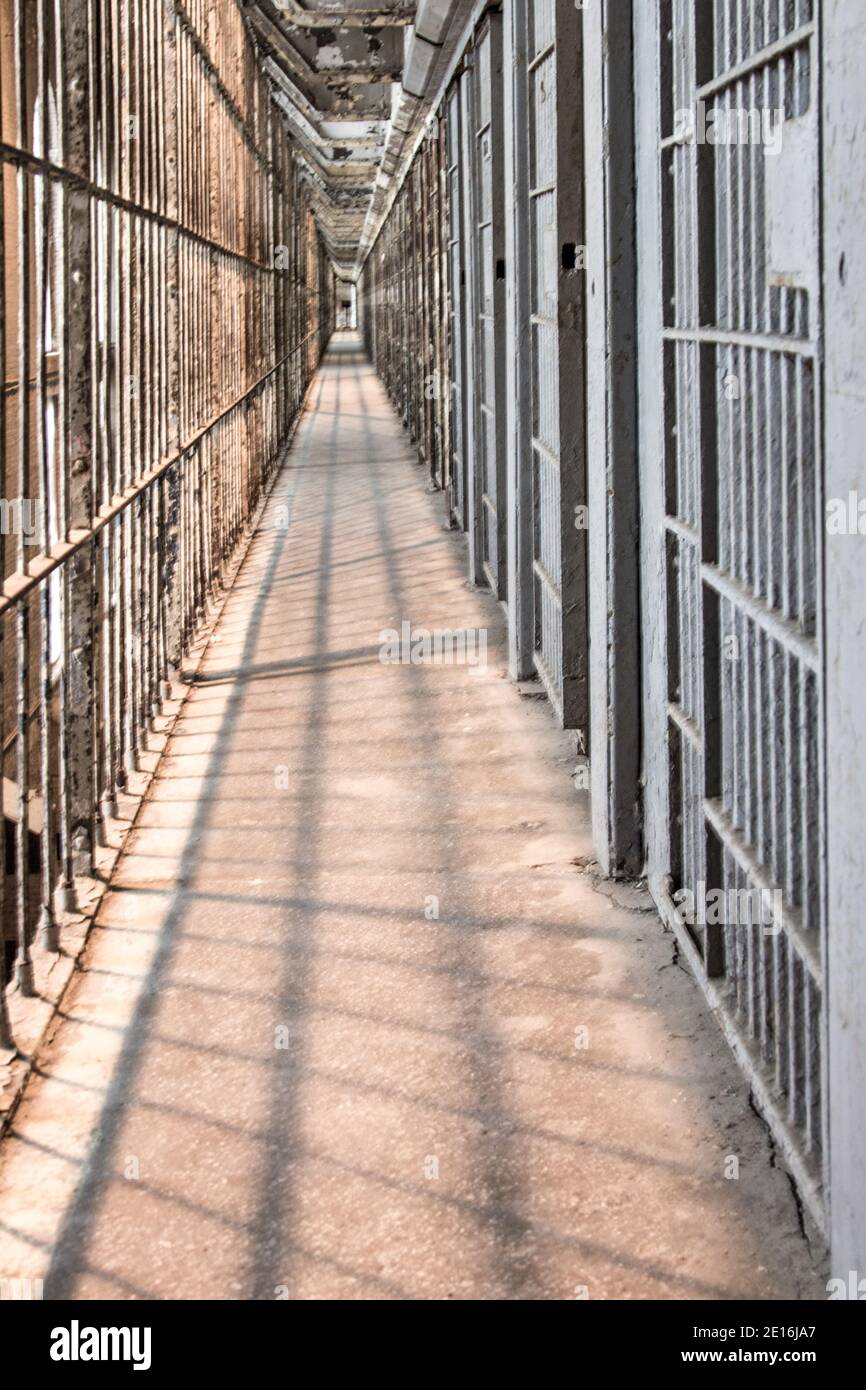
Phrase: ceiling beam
[{"left": 271, "top": 1, "right": 416, "bottom": 27}]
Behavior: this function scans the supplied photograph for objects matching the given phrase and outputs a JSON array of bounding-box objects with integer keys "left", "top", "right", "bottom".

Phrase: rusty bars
[{"left": 0, "top": 0, "right": 333, "bottom": 1042}]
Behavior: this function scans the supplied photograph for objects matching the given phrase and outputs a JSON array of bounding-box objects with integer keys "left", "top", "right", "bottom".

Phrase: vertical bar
[
  {"left": 0, "top": 0, "right": 11, "bottom": 1044},
  {"left": 161, "top": 0, "right": 180, "bottom": 693},
  {"left": 14, "top": 0, "right": 34, "bottom": 994},
  {"left": 36, "top": 0, "right": 58, "bottom": 950}
]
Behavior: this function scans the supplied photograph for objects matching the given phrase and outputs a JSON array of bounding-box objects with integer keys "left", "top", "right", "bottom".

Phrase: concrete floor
[{"left": 0, "top": 335, "right": 825, "bottom": 1300}]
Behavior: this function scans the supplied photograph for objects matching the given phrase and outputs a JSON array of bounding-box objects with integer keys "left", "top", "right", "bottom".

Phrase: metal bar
[
  {"left": 0, "top": 0, "right": 10, "bottom": 1045},
  {"left": 35, "top": 0, "right": 58, "bottom": 948},
  {"left": 663, "top": 323, "right": 815, "bottom": 356},
  {"left": 702, "top": 558, "right": 819, "bottom": 673},
  {"left": 697, "top": 20, "right": 815, "bottom": 98},
  {"left": 13, "top": 0, "right": 34, "bottom": 994}
]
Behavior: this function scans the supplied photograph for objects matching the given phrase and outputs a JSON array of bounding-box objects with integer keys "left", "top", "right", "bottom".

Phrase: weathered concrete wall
[{"left": 823, "top": 0, "right": 866, "bottom": 1281}]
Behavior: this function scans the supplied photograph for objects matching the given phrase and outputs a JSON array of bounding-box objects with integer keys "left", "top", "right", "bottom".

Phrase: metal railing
[
  {"left": 359, "top": 115, "right": 449, "bottom": 494},
  {"left": 0, "top": 0, "right": 333, "bottom": 1046}
]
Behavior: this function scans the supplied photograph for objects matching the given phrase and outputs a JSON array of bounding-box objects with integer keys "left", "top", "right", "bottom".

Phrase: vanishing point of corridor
[{"left": 0, "top": 340, "right": 821, "bottom": 1300}]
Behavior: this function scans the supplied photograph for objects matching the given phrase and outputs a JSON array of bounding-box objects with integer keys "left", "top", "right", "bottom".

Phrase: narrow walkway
[{"left": 0, "top": 336, "right": 822, "bottom": 1299}]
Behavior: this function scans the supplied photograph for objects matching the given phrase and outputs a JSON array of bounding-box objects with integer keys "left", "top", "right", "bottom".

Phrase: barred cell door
[
  {"left": 445, "top": 82, "right": 469, "bottom": 530},
  {"left": 466, "top": 15, "right": 507, "bottom": 596},
  {"left": 520, "top": 0, "right": 586, "bottom": 726},
  {"left": 635, "top": 0, "right": 826, "bottom": 1228}
]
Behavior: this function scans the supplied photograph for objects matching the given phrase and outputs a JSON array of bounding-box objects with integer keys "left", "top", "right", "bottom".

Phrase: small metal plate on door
[{"left": 765, "top": 111, "right": 817, "bottom": 297}]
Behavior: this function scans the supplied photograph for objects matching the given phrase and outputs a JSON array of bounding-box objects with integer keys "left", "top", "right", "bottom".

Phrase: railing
[
  {"left": 0, "top": 0, "right": 333, "bottom": 1046},
  {"left": 359, "top": 115, "right": 450, "bottom": 494}
]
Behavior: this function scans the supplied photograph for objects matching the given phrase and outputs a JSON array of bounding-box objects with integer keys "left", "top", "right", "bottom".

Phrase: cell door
[
  {"left": 445, "top": 82, "right": 468, "bottom": 530},
  {"left": 466, "top": 15, "right": 507, "bottom": 596},
  {"left": 521, "top": 0, "right": 586, "bottom": 727},
  {"left": 635, "top": 0, "right": 826, "bottom": 1227}
]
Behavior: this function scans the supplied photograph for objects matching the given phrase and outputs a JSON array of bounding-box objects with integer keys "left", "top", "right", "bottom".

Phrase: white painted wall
[{"left": 824, "top": 0, "right": 866, "bottom": 1281}]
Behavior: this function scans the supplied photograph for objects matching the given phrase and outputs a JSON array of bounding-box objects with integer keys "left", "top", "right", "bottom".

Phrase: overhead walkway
[{"left": 0, "top": 337, "right": 822, "bottom": 1300}]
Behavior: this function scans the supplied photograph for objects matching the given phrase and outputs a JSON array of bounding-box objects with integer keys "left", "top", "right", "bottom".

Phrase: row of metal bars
[
  {"left": 657, "top": 0, "right": 824, "bottom": 1210},
  {"left": 0, "top": 0, "right": 333, "bottom": 1046},
  {"left": 359, "top": 0, "right": 825, "bottom": 1228},
  {"left": 440, "top": 19, "right": 508, "bottom": 599},
  {"left": 358, "top": 116, "right": 449, "bottom": 496},
  {"left": 360, "top": 16, "right": 509, "bottom": 603},
  {"left": 362, "top": 0, "right": 586, "bottom": 731}
]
